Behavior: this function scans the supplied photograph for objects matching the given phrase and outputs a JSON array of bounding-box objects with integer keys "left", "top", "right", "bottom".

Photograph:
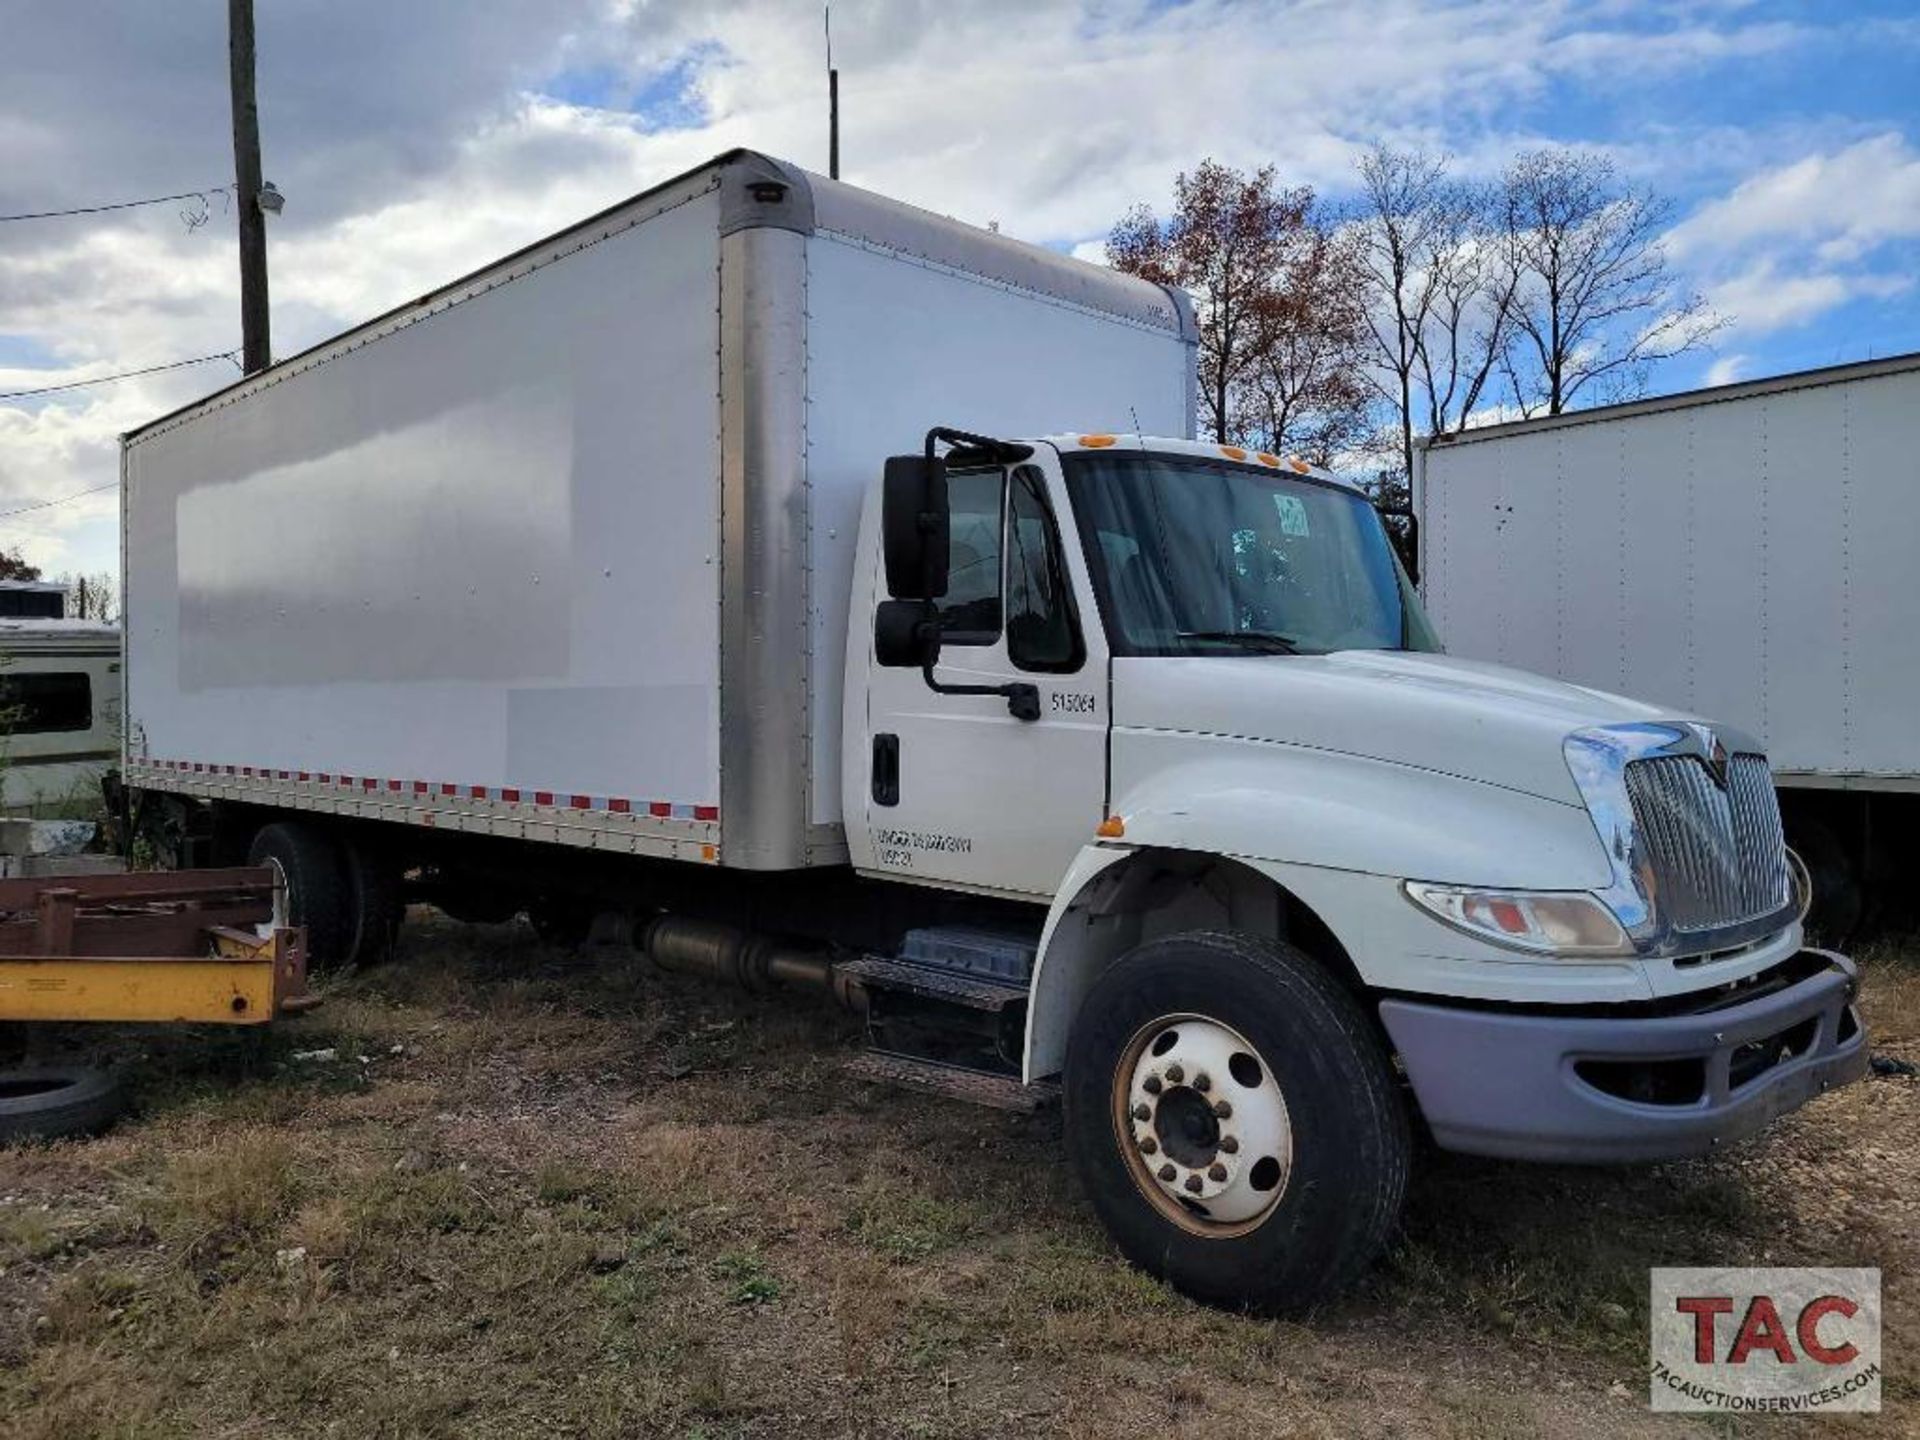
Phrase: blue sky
[{"left": 3, "top": 1, "right": 1918, "bottom": 575}]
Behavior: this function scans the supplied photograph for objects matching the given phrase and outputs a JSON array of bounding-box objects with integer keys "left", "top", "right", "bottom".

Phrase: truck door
[{"left": 860, "top": 457, "right": 1109, "bottom": 899}]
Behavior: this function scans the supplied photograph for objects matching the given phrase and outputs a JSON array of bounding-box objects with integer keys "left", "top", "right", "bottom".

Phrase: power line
[
  {"left": 0, "top": 350, "right": 239, "bottom": 401},
  {"left": 0, "top": 482, "right": 119, "bottom": 521},
  {"left": 0, "top": 186, "right": 232, "bottom": 224}
]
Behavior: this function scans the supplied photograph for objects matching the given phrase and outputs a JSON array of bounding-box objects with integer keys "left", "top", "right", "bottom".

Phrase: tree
[
  {"left": 54, "top": 571, "right": 118, "bottom": 624},
  {"left": 1237, "top": 224, "right": 1373, "bottom": 464},
  {"left": 0, "top": 546, "right": 42, "bottom": 582},
  {"left": 1351, "top": 145, "right": 1516, "bottom": 486},
  {"left": 1496, "top": 149, "right": 1719, "bottom": 416},
  {"left": 1109, "top": 160, "right": 1369, "bottom": 457}
]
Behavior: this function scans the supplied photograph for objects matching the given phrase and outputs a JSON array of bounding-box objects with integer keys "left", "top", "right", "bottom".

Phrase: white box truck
[
  {"left": 121, "top": 152, "right": 1866, "bottom": 1311},
  {"left": 1416, "top": 353, "right": 1920, "bottom": 934}
]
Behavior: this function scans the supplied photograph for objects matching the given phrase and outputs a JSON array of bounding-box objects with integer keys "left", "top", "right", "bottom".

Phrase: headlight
[{"left": 1402, "top": 881, "right": 1633, "bottom": 957}]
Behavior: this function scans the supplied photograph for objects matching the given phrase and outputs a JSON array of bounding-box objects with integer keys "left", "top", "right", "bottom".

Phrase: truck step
[
  {"left": 844, "top": 1052, "right": 1058, "bottom": 1112},
  {"left": 837, "top": 955, "right": 1029, "bottom": 1012}
]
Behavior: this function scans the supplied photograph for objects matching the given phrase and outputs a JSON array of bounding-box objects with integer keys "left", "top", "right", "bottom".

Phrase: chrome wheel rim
[
  {"left": 262, "top": 854, "right": 291, "bottom": 930},
  {"left": 1112, "top": 1013, "right": 1293, "bottom": 1237}
]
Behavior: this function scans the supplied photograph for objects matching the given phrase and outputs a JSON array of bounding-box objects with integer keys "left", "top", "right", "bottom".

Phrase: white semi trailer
[
  {"left": 1416, "top": 352, "right": 1920, "bottom": 934},
  {"left": 121, "top": 152, "right": 1866, "bottom": 1311}
]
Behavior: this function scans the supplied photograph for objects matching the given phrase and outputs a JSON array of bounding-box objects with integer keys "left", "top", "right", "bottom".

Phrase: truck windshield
[{"left": 1062, "top": 451, "right": 1438, "bottom": 657}]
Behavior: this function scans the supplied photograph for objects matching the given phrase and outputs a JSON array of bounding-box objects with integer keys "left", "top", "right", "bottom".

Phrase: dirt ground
[{"left": 1, "top": 915, "right": 1914, "bottom": 1439}]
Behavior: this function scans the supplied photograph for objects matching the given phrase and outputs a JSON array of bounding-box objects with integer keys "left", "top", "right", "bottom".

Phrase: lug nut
[
  {"left": 1143, "top": 1075, "right": 1163, "bottom": 1095},
  {"left": 1184, "top": 1174, "right": 1204, "bottom": 1194},
  {"left": 1212, "top": 1100, "right": 1233, "bottom": 1119},
  {"left": 1219, "top": 1135, "right": 1239, "bottom": 1154},
  {"left": 1193, "top": 1071, "right": 1211, "bottom": 1092},
  {"left": 1165, "top": 1063, "right": 1185, "bottom": 1084},
  {"left": 1158, "top": 1163, "right": 1177, "bottom": 1182},
  {"left": 1208, "top": 1163, "right": 1228, "bottom": 1182},
  {"left": 1132, "top": 1103, "right": 1151, "bottom": 1121},
  {"left": 1139, "top": 1137, "right": 1157, "bottom": 1155}
]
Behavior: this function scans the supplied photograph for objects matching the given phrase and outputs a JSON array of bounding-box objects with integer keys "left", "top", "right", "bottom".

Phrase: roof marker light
[
  {"left": 1080, "top": 433, "right": 1117, "bottom": 448},
  {"left": 1220, "top": 445, "right": 1247, "bottom": 461},
  {"left": 1256, "top": 452, "right": 1279, "bottom": 466},
  {"left": 1096, "top": 815, "right": 1126, "bottom": 838},
  {"left": 1287, "top": 457, "right": 1311, "bottom": 474}
]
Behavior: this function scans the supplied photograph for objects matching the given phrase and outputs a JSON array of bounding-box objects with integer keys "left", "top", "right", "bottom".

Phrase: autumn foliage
[{"left": 1108, "top": 161, "right": 1371, "bottom": 466}]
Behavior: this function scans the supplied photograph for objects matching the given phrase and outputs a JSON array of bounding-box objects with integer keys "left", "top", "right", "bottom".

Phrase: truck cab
[{"left": 847, "top": 429, "right": 1868, "bottom": 1308}]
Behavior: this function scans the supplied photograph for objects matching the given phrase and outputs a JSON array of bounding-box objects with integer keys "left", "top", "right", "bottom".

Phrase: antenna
[{"left": 825, "top": 7, "right": 840, "bottom": 179}]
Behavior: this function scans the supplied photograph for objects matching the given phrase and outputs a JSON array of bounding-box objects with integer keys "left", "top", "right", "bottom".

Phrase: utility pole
[{"left": 229, "top": 0, "right": 271, "bottom": 374}]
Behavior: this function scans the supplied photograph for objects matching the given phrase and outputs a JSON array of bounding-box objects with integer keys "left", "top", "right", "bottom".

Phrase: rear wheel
[
  {"left": 247, "top": 821, "right": 352, "bottom": 969},
  {"left": 1790, "top": 817, "right": 1862, "bottom": 943},
  {"left": 339, "top": 832, "right": 404, "bottom": 967},
  {"left": 1065, "top": 930, "right": 1408, "bottom": 1312}
]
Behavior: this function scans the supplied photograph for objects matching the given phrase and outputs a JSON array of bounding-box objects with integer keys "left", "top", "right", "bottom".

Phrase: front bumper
[{"left": 1378, "top": 948, "right": 1868, "bottom": 1163}]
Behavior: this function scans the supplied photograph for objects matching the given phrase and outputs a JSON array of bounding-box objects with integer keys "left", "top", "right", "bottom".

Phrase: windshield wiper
[{"left": 1176, "top": 629, "right": 1303, "bottom": 654}]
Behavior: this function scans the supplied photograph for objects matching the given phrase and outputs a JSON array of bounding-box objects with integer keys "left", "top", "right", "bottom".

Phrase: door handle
[{"left": 871, "top": 733, "right": 900, "bottom": 807}]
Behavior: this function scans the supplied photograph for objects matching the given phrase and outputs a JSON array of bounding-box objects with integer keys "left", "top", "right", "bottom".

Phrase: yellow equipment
[{"left": 0, "top": 867, "right": 310, "bottom": 1025}]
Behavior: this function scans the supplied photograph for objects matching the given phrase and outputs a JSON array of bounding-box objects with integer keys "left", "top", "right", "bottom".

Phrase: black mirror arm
[{"left": 919, "top": 663, "right": 1041, "bottom": 722}]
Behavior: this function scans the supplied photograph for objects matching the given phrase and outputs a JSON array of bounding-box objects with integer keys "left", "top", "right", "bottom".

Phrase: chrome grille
[{"left": 1624, "top": 754, "right": 1790, "bottom": 933}]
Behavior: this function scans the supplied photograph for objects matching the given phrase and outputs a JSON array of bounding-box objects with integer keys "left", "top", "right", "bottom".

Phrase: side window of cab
[
  {"left": 935, "top": 468, "right": 1004, "bottom": 643},
  {"left": 1004, "top": 466, "right": 1083, "bottom": 672}
]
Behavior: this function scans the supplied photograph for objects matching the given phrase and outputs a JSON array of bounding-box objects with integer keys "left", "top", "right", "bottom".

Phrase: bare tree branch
[{"left": 1497, "top": 149, "right": 1725, "bottom": 415}]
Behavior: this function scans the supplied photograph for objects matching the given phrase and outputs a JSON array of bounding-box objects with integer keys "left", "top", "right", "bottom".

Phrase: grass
[{"left": 0, "top": 912, "right": 1913, "bottom": 1438}]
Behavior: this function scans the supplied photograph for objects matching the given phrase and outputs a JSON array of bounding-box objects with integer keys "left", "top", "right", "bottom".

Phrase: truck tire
[
  {"left": 247, "top": 821, "right": 352, "bottom": 970},
  {"left": 0, "top": 1067, "right": 125, "bottom": 1143},
  {"left": 339, "top": 834, "right": 403, "bottom": 967},
  {"left": 1790, "top": 819, "right": 1862, "bottom": 943},
  {"left": 1064, "top": 930, "right": 1408, "bottom": 1313}
]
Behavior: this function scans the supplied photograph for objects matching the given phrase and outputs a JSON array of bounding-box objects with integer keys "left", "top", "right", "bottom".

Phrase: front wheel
[{"left": 1064, "top": 930, "right": 1408, "bottom": 1313}]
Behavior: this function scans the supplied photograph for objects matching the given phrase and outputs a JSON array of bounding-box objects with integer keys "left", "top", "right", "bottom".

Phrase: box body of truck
[
  {"left": 121, "top": 151, "right": 1194, "bottom": 871},
  {"left": 1415, "top": 353, "right": 1920, "bottom": 918}
]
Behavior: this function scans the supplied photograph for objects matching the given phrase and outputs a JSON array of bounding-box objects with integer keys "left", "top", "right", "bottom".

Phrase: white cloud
[
  {"left": 0, "top": 1, "right": 1906, "bottom": 573},
  {"left": 1703, "top": 353, "right": 1747, "bottom": 386},
  {"left": 1668, "top": 133, "right": 1920, "bottom": 342},
  {"left": 1712, "top": 263, "right": 1904, "bottom": 334},
  {"left": 1668, "top": 132, "right": 1920, "bottom": 263}
]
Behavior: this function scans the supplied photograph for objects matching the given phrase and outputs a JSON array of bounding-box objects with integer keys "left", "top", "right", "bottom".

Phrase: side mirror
[
  {"left": 874, "top": 598, "right": 941, "bottom": 669},
  {"left": 882, "top": 455, "right": 950, "bottom": 600}
]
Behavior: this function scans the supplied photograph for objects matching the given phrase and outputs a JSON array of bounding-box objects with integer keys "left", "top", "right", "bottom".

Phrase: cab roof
[{"left": 1042, "top": 434, "right": 1359, "bottom": 492}]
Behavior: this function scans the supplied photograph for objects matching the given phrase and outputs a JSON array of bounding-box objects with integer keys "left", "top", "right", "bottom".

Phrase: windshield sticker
[{"left": 1274, "top": 493, "right": 1311, "bottom": 537}]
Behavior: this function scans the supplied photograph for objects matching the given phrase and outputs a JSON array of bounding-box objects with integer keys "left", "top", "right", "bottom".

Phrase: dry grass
[{"left": 1, "top": 913, "right": 1914, "bottom": 1438}]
